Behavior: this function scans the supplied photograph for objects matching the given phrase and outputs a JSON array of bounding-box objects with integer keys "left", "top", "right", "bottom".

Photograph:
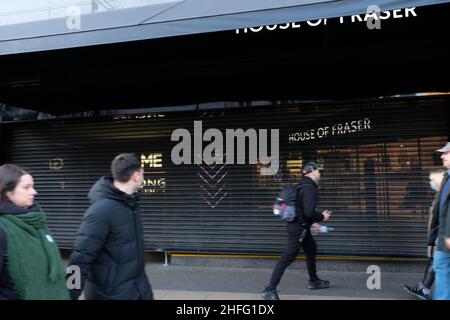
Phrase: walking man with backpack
[{"left": 263, "top": 162, "right": 332, "bottom": 300}]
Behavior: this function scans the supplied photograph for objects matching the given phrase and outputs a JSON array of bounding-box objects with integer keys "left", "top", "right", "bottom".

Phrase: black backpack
[{"left": 272, "top": 186, "right": 298, "bottom": 222}]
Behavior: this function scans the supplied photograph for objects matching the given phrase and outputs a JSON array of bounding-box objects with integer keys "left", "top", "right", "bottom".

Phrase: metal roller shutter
[{"left": 4, "top": 97, "right": 448, "bottom": 257}]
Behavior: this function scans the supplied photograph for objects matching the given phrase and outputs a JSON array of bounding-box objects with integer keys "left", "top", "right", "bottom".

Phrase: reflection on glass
[{"left": 0, "top": 0, "right": 176, "bottom": 26}]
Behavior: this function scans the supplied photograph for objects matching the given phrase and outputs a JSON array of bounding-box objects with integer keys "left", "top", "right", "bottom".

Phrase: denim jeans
[{"left": 433, "top": 247, "right": 450, "bottom": 300}]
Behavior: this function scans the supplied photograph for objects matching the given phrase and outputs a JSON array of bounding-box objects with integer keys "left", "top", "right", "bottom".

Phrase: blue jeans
[{"left": 433, "top": 248, "right": 450, "bottom": 300}]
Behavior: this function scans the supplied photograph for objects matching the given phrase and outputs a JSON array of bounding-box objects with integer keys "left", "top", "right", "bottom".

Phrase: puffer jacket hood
[{"left": 88, "top": 176, "right": 139, "bottom": 209}]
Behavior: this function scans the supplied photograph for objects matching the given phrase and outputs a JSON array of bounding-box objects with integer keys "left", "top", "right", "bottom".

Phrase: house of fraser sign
[{"left": 288, "top": 118, "right": 372, "bottom": 143}]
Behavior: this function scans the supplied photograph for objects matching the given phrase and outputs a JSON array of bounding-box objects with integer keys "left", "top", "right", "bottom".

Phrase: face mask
[{"left": 430, "top": 182, "right": 437, "bottom": 191}]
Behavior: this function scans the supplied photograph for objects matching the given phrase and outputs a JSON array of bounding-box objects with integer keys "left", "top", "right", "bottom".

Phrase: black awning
[
  {"left": 0, "top": 0, "right": 448, "bottom": 55},
  {"left": 0, "top": 2, "right": 449, "bottom": 115}
]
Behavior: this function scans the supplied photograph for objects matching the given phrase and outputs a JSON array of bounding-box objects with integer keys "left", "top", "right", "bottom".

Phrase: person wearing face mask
[
  {"left": 262, "top": 162, "right": 332, "bottom": 300},
  {"left": 0, "top": 164, "right": 69, "bottom": 300},
  {"left": 403, "top": 169, "right": 445, "bottom": 299}
]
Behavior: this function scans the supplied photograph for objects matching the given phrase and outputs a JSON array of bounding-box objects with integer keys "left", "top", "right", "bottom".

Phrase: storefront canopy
[
  {"left": 0, "top": 0, "right": 449, "bottom": 55},
  {"left": 0, "top": 1, "right": 449, "bottom": 115}
]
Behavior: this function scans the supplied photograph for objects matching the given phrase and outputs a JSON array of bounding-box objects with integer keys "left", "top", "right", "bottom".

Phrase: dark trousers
[
  {"left": 422, "top": 257, "right": 435, "bottom": 289},
  {"left": 266, "top": 221, "right": 318, "bottom": 291}
]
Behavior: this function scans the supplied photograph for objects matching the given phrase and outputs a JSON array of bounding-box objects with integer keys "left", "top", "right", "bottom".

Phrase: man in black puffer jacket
[{"left": 68, "top": 153, "right": 153, "bottom": 300}]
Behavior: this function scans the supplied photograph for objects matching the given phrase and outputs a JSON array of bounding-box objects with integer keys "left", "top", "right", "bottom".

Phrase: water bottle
[{"left": 310, "top": 226, "right": 334, "bottom": 235}]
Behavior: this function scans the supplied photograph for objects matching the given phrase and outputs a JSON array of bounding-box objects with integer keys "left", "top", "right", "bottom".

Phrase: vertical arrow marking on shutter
[{"left": 196, "top": 153, "right": 229, "bottom": 209}]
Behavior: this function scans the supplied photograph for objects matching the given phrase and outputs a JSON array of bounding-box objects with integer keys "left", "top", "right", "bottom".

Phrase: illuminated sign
[
  {"left": 142, "top": 178, "right": 166, "bottom": 193},
  {"left": 140, "top": 153, "right": 166, "bottom": 193},
  {"left": 235, "top": 7, "right": 417, "bottom": 34},
  {"left": 289, "top": 118, "right": 371, "bottom": 143},
  {"left": 141, "top": 153, "right": 162, "bottom": 168}
]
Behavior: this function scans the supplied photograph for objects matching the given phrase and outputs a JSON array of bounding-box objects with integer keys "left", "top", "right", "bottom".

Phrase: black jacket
[
  {"left": 427, "top": 196, "right": 440, "bottom": 246},
  {"left": 294, "top": 177, "right": 325, "bottom": 226},
  {"left": 0, "top": 202, "right": 40, "bottom": 300},
  {"left": 68, "top": 177, "right": 153, "bottom": 300},
  {"left": 430, "top": 172, "right": 450, "bottom": 252}
]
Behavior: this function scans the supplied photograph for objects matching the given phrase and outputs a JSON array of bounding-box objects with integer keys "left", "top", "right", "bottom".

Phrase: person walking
[
  {"left": 404, "top": 169, "right": 445, "bottom": 299},
  {"left": 262, "top": 162, "right": 332, "bottom": 300},
  {"left": 68, "top": 153, "right": 153, "bottom": 300},
  {"left": 0, "top": 164, "right": 69, "bottom": 300},
  {"left": 431, "top": 142, "right": 450, "bottom": 300}
]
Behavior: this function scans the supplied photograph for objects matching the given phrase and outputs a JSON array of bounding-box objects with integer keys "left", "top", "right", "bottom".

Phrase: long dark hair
[{"left": 0, "top": 164, "right": 29, "bottom": 202}]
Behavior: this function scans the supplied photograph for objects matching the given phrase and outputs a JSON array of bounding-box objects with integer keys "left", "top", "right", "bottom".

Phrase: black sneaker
[
  {"left": 308, "top": 278, "right": 330, "bottom": 290},
  {"left": 262, "top": 289, "right": 280, "bottom": 300},
  {"left": 403, "top": 284, "right": 429, "bottom": 300}
]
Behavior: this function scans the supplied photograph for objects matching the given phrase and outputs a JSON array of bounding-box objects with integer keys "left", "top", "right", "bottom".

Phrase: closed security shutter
[{"left": 4, "top": 97, "right": 448, "bottom": 257}]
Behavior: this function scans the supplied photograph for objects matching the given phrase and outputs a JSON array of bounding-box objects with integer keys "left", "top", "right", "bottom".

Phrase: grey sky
[{"left": 0, "top": 0, "right": 173, "bottom": 25}]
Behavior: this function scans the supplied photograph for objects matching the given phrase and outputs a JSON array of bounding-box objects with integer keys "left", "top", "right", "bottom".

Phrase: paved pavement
[{"left": 145, "top": 263, "right": 424, "bottom": 300}]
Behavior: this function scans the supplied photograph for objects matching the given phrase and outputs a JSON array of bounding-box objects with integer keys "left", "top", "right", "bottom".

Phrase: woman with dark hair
[{"left": 0, "top": 164, "right": 69, "bottom": 300}]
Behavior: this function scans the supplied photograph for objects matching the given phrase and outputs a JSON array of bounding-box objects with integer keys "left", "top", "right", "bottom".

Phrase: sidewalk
[{"left": 146, "top": 263, "right": 423, "bottom": 300}]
